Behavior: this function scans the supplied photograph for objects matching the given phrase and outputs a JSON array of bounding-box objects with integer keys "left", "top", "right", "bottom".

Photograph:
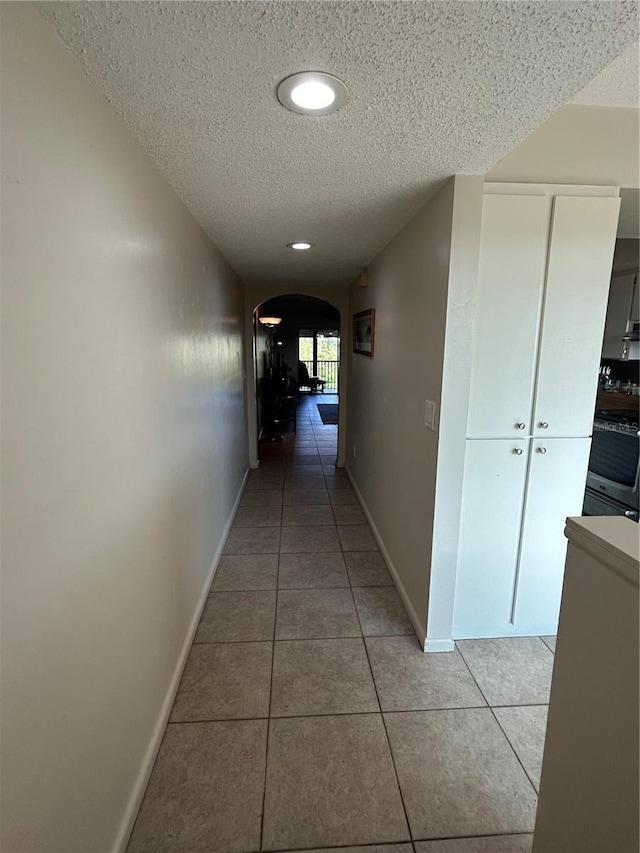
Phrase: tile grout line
[
  {"left": 261, "top": 841, "right": 410, "bottom": 853},
  {"left": 192, "top": 631, "right": 414, "bottom": 646},
  {"left": 538, "top": 635, "right": 556, "bottom": 656},
  {"left": 321, "top": 478, "right": 413, "bottom": 839},
  {"left": 259, "top": 497, "right": 283, "bottom": 851},
  {"left": 348, "top": 560, "right": 413, "bottom": 842},
  {"left": 489, "top": 706, "right": 543, "bottom": 795},
  {"left": 168, "top": 703, "right": 503, "bottom": 726},
  {"left": 248, "top": 831, "right": 532, "bottom": 853},
  {"left": 211, "top": 584, "right": 396, "bottom": 593},
  {"left": 412, "top": 831, "right": 534, "bottom": 844},
  {"left": 456, "top": 644, "right": 541, "bottom": 798}
]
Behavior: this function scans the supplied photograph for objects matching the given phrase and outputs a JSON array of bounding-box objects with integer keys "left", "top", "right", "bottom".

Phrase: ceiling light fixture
[
  {"left": 287, "top": 241, "right": 313, "bottom": 251},
  {"left": 277, "top": 71, "right": 348, "bottom": 116}
]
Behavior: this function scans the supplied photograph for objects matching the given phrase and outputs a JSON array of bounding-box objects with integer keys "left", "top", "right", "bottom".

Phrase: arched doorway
[{"left": 252, "top": 294, "right": 341, "bottom": 467}]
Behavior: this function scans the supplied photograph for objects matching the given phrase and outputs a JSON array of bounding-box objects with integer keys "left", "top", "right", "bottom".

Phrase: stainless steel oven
[
  {"left": 583, "top": 486, "right": 638, "bottom": 521},
  {"left": 584, "top": 413, "right": 639, "bottom": 520}
]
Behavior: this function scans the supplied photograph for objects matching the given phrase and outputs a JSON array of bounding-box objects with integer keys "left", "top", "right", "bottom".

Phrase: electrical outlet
[
  {"left": 353, "top": 444, "right": 357, "bottom": 459},
  {"left": 424, "top": 400, "right": 437, "bottom": 431}
]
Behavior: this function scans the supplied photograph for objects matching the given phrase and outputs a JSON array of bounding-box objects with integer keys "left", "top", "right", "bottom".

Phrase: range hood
[{"left": 622, "top": 322, "right": 640, "bottom": 360}]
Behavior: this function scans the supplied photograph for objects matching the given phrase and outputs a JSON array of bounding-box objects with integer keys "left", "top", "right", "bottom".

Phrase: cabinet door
[
  {"left": 513, "top": 437, "right": 592, "bottom": 634},
  {"left": 467, "top": 195, "right": 550, "bottom": 438},
  {"left": 533, "top": 196, "right": 620, "bottom": 438},
  {"left": 601, "top": 273, "right": 636, "bottom": 360},
  {"left": 453, "top": 439, "right": 529, "bottom": 638}
]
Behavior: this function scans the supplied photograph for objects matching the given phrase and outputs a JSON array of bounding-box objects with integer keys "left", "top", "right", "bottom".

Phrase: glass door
[{"left": 298, "top": 329, "right": 340, "bottom": 391}]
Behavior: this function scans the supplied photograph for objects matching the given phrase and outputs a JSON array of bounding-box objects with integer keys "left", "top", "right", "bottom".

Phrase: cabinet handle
[
  {"left": 515, "top": 423, "right": 526, "bottom": 430},
  {"left": 513, "top": 448, "right": 523, "bottom": 455},
  {"left": 536, "top": 446, "right": 547, "bottom": 454},
  {"left": 539, "top": 422, "right": 549, "bottom": 429},
  {"left": 624, "top": 510, "right": 638, "bottom": 520}
]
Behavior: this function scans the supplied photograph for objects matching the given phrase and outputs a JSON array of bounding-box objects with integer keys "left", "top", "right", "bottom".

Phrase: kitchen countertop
[
  {"left": 565, "top": 516, "right": 639, "bottom": 586},
  {"left": 595, "top": 389, "right": 640, "bottom": 416}
]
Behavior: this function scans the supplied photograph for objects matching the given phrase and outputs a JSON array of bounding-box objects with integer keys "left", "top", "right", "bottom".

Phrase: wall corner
[{"left": 426, "top": 175, "right": 484, "bottom": 647}]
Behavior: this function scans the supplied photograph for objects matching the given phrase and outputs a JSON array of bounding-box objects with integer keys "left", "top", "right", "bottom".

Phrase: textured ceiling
[
  {"left": 37, "top": 1, "right": 639, "bottom": 288},
  {"left": 572, "top": 40, "right": 639, "bottom": 108}
]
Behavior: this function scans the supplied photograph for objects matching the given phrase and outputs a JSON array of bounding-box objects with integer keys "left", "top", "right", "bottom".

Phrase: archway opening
[{"left": 253, "top": 294, "right": 340, "bottom": 465}]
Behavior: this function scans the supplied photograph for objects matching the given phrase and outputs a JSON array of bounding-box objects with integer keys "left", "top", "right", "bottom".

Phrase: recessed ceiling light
[
  {"left": 287, "top": 241, "right": 313, "bottom": 251},
  {"left": 292, "top": 80, "right": 335, "bottom": 110},
  {"left": 277, "top": 72, "right": 348, "bottom": 116}
]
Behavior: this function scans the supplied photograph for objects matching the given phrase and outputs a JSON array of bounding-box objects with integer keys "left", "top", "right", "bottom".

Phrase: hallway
[
  {"left": 127, "top": 393, "right": 552, "bottom": 853},
  {"left": 3, "top": 5, "right": 638, "bottom": 851}
]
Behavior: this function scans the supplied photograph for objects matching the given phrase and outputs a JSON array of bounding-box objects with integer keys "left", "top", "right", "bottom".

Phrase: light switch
[{"left": 424, "top": 400, "right": 437, "bottom": 431}]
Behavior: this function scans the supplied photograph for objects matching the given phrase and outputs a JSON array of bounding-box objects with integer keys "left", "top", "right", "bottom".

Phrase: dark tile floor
[{"left": 127, "top": 395, "right": 553, "bottom": 853}]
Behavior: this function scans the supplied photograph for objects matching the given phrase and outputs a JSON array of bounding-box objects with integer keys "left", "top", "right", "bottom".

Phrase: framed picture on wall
[{"left": 353, "top": 308, "right": 375, "bottom": 357}]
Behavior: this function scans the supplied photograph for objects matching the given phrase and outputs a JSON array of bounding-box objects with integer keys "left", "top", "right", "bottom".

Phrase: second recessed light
[{"left": 287, "top": 241, "right": 313, "bottom": 251}]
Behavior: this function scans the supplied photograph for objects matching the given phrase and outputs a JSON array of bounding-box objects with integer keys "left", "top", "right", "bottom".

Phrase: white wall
[
  {"left": 0, "top": 5, "right": 248, "bottom": 851},
  {"left": 345, "top": 177, "right": 482, "bottom": 644},
  {"left": 487, "top": 105, "right": 640, "bottom": 189},
  {"left": 426, "top": 177, "right": 484, "bottom": 649}
]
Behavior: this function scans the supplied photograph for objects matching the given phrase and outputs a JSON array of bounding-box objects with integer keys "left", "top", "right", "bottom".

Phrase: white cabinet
[
  {"left": 466, "top": 195, "right": 549, "bottom": 438},
  {"left": 533, "top": 197, "right": 621, "bottom": 437},
  {"left": 454, "top": 437, "right": 592, "bottom": 638},
  {"left": 514, "top": 438, "right": 592, "bottom": 633},
  {"left": 455, "top": 187, "right": 620, "bottom": 639},
  {"left": 467, "top": 193, "right": 620, "bottom": 439},
  {"left": 453, "top": 439, "right": 529, "bottom": 637}
]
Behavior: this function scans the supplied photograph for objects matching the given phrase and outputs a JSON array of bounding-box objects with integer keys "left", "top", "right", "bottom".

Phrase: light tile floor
[{"left": 127, "top": 395, "right": 554, "bottom": 853}]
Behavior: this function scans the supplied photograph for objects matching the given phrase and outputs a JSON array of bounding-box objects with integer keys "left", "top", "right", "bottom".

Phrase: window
[{"left": 298, "top": 328, "right": 340, "bottom": 391}]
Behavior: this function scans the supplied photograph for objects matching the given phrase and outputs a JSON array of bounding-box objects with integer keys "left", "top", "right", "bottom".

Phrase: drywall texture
[
  {"left": 346, "top": 179, "right": 457, "bottom": 638},
  {"left": 1, "top": 5, "right": 247, "bottom": 851},
  {"left": 487, "top": 105, "right": 640, "bottom": 188},
  {"left": 37, "top": 1, "right": 639, "bottom": 287}
]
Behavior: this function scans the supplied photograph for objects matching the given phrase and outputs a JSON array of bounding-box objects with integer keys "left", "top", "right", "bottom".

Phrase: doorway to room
[
  {"left": 298, "top": 328, "right": 340, "bottom": 394},
  {"left": 253, "top": 294, "right": 341, "bottom": 466}
]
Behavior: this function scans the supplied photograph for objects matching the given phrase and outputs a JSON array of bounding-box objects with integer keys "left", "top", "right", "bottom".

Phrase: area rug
[{"left": 317, "top": 403, "right": 339, "bottom": 425}]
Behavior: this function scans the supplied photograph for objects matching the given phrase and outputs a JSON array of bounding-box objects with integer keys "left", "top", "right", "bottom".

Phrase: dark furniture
[
  {"left": 271, "top": 393, "right": 297, "bottom": 434},
  {"left": 260, "top": 364, "right": 297, "bottom": 439},
  {"left": 298, "top": 360, "right": 325, "bottom": 393}
]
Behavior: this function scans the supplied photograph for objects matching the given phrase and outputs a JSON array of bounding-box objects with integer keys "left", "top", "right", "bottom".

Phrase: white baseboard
[
  {"left": 345, "top": 468, "right": 426, "bottom": 650},
  {"left": 452, "top": 625, "right": 558, "bottom": 640},
  {"left": 113, "top": 467, "right": 249, "bottom": 853},
  {"left": 424, "top": 638, "right": 456, "bottom": 653}
]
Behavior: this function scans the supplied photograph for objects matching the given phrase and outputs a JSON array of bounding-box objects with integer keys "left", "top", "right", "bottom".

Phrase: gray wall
[{"left": 612, "top": 238, "right": 640, "bottom": 274}]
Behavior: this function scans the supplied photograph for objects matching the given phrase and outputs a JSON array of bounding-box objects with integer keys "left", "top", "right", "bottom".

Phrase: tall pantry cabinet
[{"left": 453, "top": 185, "right": 620, "bottom": 639}]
